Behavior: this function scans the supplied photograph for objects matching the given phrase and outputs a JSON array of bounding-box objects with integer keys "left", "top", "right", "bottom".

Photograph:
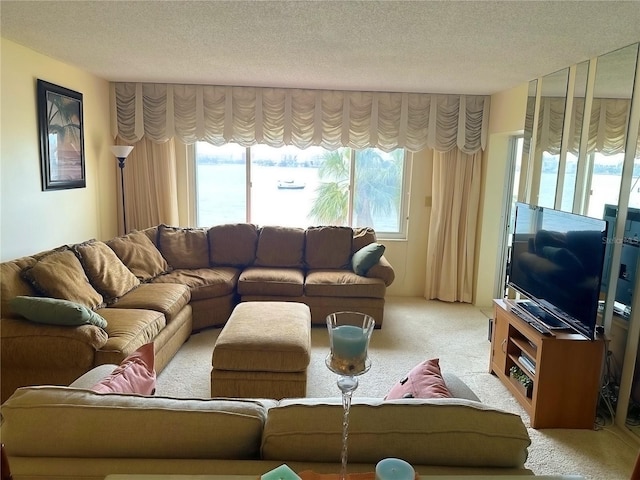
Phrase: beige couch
[
  {"left": 0, "top": 224, "right": 394, "bottom": 403},
  {"left": 0, "top": 365, "right": 533, "bottom": 479}
]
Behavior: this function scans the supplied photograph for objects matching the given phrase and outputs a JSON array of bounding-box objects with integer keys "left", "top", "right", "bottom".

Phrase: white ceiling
[{"left": 1, "top": 0, "right": 640, "bottom": 95}]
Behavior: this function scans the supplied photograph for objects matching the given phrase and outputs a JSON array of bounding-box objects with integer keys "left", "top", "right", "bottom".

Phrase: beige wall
[
  {"left": 474, "top": 83, "right": 528, "bottom": 307},
  {"left": 384, "top": 149, "right": 432, "bottom": 296},
  {"left": 0, "top": 39, "right": 115, "bottom": 261}
]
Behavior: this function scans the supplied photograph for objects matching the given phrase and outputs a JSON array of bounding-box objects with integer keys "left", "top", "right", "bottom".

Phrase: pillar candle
[
  {"left": 375, "top": 457, "right": 415, "bottom": 480},
  {"left": 332, "top": 324, "right": 367, "bottom": 359}
]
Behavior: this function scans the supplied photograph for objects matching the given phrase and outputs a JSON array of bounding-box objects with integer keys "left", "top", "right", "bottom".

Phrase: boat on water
[{"left": 277, "top": 179, "right": 306, "bottom": 190}]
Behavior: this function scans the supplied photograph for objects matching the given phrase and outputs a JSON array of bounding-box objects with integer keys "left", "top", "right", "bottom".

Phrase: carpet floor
[{"left": 155, "top": 296, "right": 639, "bottom": 479}]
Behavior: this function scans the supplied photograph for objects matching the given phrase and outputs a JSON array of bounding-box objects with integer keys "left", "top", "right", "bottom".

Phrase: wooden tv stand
[{"left": 490, "top": 299, "right": 605, "bottom": 429}]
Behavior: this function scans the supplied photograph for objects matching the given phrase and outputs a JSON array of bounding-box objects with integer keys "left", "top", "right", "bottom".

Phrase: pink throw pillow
[
  {"left": 91, "top": 343, "right": 156, "bottom": 395},
  {"left": 384, "top": 358, "right": 452, "bottom": 400}
]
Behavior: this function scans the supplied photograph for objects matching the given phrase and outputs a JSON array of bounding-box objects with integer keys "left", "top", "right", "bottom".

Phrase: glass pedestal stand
[
  {"left": 325, "top": 311, "right": 375, "bottom": 480},
  {"left": 336, "top": 375, "right": 358, "bottom": 480}
]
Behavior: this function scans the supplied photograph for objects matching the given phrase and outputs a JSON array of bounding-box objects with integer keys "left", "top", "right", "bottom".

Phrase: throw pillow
[
  {"left": 107, "top": 230, "right": 170, "bottom": 282},
  {"left": 157, "top": 224, "right": 210, "bottom": 269},
  {"left": 351, "top": 242, "right": 385, "bottom": 275},
  {"left": 384, "top": 358, "right": 452, "bottom": 400},
  {"left": 91, "top": 343, "right": 156, "bottom": 395},
  {"left": 73, "top": 240, "right": 140, "bottom": 302},
  {"left": 21, "top": 247, "right": 104, "bottom": 309},
  {"left": 9, "top": 296, "right": 107, "bottom": 329}
]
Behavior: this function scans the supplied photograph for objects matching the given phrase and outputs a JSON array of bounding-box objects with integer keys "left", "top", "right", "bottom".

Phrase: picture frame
[{"left": 37, "top": 79, "right": 86, "bottom": 190}]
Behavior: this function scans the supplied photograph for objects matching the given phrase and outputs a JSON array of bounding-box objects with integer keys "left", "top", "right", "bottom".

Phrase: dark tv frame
[{"left": 507, "top": 202, "right": 609, "bottom": 340}]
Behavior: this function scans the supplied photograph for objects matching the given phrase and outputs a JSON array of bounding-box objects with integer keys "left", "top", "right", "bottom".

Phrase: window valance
[
  {"left": 526, "top": 96, "right": 638, "bottom": 156},
  {"left": 110, "top": 83, "right": 490, "bottom": 154}
]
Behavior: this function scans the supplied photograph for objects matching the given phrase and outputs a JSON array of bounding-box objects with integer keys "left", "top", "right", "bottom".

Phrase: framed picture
[{"left": 37, "top": 80, "right": 86, "bottom": 190}]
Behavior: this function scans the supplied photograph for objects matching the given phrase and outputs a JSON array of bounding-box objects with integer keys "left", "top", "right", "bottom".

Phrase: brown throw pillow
[
  {"left": 73, "top": 240, "right": 140, "bottom": 302},
  {"left": 21, "top": 247, "right": 104, "bottom": 309},
  {"left": 107, "top": 231, "right": 170, "bottom": 282},
  {"left": 157, "top": 224, "right": 209, "bottom": 269}
]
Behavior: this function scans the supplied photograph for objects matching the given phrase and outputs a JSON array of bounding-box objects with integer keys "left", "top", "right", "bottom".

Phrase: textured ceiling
[{"left": 1, "top": 0, "right": 640, "bottom": 95}]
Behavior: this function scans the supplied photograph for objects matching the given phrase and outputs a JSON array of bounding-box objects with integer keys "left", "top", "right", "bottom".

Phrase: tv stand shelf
[{"left": 490, "top": 299, "right": 605, "bottom": 429}]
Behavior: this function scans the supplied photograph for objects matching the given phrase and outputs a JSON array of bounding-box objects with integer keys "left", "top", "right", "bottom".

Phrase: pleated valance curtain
[
  {"left": 110, "top": 83, "right": 490, "bottom": 154},
  {"left": 525, "top": 96, "right": 637, "bottom": 156}
]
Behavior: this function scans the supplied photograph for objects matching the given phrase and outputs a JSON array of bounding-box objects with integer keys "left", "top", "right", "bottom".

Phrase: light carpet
[{"left": 155, "top": 296, "right": 639, "bottom": 479}]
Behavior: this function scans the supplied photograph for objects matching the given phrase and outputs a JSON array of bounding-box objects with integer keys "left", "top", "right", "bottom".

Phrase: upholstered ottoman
[{"left": 211, "top": 301, "right": 311, "bottom": 399}]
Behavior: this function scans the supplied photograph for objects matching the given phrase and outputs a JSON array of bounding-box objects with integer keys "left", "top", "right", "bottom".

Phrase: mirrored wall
[{"left": 515, "top": 42, "right": 640, "bottom": 435}]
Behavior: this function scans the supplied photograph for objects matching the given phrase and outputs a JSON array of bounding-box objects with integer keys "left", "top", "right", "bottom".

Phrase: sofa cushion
[
  {"left": 304, "top": 270, "right": 386, "bottom": 298},
  {"left": 107, "top": 283, "right": 190, "bottom": 322},
  {"left": 208, "top": 223, "right": 259, "bottom": 267},
  {"left": 385, "top": 358, "right": 452, "bottom": 400},
  {"left": 1, "top": 256, "right": 40, "bottom": 318},
  {"left": 352, "top": 243, "right": 385, "bottom": 275},
  {"left": 153, "top": 267, "right": 240, "bottom": 301},
  {"left": 261, "top": 397, "right": 531, "bottom": 468},
  {"left": 95, "top": 308, "right": 166, "bottom": 365},
  {"left": 107, "top": 230, "right": 170, "bottom": 282},
  {"left": 73, "top": 240, "right": 140, "bottom": 302},
  {"left": 238, "top": 267, "right": 304, "bottom": 297},
  {"left": 157, "top": 224, "right": 210, "bottom": 269},
  {"left": 1, "top": 386, "right": 273, "bottom": 459},
  {"left": 304, "top": 226, "right": 353, "bottom": 270},
  {"left": 254, "top": 226, "right": 305, "bottom": 268},
  {"left": 21, "top": 247, "right": 104, "bottom": 309},
  {"left": 10, "top": 296, "right": 107, "bottom": 329},
  {"left": 91, "top": 343, "right": 156, "bottom": 395}
]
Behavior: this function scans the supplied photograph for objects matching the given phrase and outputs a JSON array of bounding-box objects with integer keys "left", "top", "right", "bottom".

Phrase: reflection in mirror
[
  {"left": 518, "top": 79, "right": 537, "bottom": 204},
  {"left": 585, "top": 43, "right": 639, "bottom": 219},
  {"left": 591, "top": 42, "right": 640, "bottom": 437},
  {"left": 533, "top": 67, "right": 569, "bottom": 208},
  {"left": 562, "top": 61, "right": 589, "bottom": 211}
]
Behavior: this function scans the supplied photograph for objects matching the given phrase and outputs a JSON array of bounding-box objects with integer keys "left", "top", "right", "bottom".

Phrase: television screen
[{"left": 508, "top": 202, "right": 609, "bottom": 340}]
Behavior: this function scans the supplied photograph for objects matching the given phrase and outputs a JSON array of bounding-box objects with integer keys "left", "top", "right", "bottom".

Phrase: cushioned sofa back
[
  {"left": 261, "top": 397, "right": 530, "bottom": 468},
  {"left": 304, "top": 226, "right": 353, "bottom": 270},
  {"left": 2, "top": 386, "right": 274, "bottom": 460}
]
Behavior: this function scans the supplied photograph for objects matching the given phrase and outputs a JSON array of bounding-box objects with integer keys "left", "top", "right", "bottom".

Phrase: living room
[{"left": 2, "top": 2, "right": 640, "bottom": 479}]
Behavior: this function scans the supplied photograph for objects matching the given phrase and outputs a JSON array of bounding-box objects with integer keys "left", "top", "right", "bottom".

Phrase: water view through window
[{"left": 195, "top": 143, "right": 406, "bottom": 235}]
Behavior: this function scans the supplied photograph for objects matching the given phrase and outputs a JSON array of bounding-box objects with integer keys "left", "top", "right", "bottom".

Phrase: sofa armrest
[
  {"left": 366, "top": 255, "right": 395, "bottom": 286},
  {"left": 1, "top": 317, "right": 108, "bottom": 402}
]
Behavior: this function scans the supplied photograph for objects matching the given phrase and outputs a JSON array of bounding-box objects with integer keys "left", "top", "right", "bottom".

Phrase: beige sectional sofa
[
  {"left": 0, "top": 223, "right": 394, "bottom": 403},
  {"left": 0, "top": 365, "right": 533, "bottom": 479}
]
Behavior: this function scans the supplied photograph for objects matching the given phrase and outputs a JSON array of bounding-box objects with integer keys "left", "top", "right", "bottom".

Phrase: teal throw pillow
[
  {"left": 10, "top": 296, "right": 107, "bottom": 329},
  {"left": 351, "top": 243, "right": 385, "bottom": 275}
]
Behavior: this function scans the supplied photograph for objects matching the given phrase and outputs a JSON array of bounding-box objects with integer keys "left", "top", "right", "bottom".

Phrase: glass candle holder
[{"left": 325, "top": 311, "right": 375, "bottom": 480}]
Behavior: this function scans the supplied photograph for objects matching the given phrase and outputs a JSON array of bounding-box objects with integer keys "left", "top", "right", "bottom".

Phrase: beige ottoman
[{"left": 211, "top": 301, "right": 311, "bottom": 399}]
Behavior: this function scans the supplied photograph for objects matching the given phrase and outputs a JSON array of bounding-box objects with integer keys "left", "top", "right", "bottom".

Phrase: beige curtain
[
  {"left": 111, "top": 83, "right": 490, "bottom": 154},
  {"left": 425, "top": 147, "right": 482, "bottom": 303},
  {"left": 116, "top": 137, "right": 179, "bottom": 234}
]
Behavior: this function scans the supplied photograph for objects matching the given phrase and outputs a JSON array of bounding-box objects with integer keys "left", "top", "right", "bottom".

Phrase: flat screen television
[{"left": 508, "top": 202, "right": 609, "bottom": 340}]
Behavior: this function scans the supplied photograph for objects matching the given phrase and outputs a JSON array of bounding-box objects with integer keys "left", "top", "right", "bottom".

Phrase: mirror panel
[
  {"left": 534, "top": 67, "right": 569, "bottom": 208},
  {"left": 561, "top": 61, "right": 590, "bottom": 211}
]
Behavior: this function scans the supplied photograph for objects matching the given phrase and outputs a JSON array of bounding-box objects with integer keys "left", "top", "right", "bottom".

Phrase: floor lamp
[{"left": 110, "top": 145, "right": 134, "bottom": 233}]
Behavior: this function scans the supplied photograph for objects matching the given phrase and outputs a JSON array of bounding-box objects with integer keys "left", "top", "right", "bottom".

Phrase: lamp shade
[{"left": 110, "top": 145, "right": 134, "bottom": 158}]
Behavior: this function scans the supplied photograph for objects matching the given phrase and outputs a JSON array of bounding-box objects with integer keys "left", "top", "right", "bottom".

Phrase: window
[{"left": 194, "top": 143, "right": 409, "bottom": 238}]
